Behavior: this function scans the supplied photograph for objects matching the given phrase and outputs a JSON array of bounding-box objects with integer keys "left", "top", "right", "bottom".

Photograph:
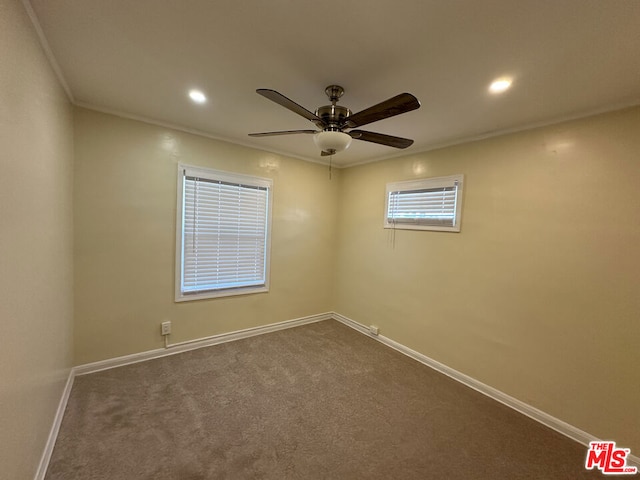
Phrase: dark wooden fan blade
[
  {"left": 248, "top": 130, "right": 317, "bottom": 137},
  {"left": 344, "top": 93, "right": 420, "bottom": 128},
  {"left": 256, "top": 89, "right": 324, "bottom": 126},
  {"left": 349, "top": 130, "right": 414, "bottom": 149}
]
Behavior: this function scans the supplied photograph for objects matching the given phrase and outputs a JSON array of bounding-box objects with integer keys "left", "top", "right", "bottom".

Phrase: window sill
[{"left": 175, "top": 285, "right": 269, "bottom": 302}]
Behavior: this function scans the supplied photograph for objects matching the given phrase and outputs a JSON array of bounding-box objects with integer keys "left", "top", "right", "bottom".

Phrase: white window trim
[
  {"left": 175, "top": 164, "right": 273, "bottom": 302},
  {"left": 384, "top": 174, "right": 464, "bottom": 232}
]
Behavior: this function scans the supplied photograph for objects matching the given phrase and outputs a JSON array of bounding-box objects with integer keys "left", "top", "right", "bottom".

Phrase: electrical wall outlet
[
  {"left": 161, "top": 321, "right": 171, "bottom": 336},
  {"left": 369, "top": 325, "right": 379, "bottom": 336}
]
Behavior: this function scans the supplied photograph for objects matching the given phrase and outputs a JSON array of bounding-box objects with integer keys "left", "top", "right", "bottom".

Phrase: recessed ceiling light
[
  {"left": 188, "top": 89, "right": 207, "bottom": 104},
  {"left": 489, "top": 78, "right": 513, "bottom": 94}
]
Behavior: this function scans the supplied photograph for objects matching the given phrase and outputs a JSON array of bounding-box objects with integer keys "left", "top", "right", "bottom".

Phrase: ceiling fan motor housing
[{"left": 315, "top": 105, "right": 351, "bottom": 131}]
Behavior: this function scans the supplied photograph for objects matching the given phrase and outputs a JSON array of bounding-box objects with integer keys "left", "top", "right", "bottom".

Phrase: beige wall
[
  {"left": 73, "top": 108, "right": 339, "bottom": 364},
  {"left": 333, "top": 106, "right": 640, "bottom": 452},
  {"left": 0, "top": 0, "right": 75, "bottom": 478}
]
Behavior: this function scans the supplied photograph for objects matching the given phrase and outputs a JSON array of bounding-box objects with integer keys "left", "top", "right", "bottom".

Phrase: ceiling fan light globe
[{"left": 313, "top": 131, "right": 352, "bottom": 153}]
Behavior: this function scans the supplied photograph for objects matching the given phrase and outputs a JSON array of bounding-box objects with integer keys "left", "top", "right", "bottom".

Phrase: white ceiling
[{"left": 28, "top": 0, "right": 640, "bottom": 167}]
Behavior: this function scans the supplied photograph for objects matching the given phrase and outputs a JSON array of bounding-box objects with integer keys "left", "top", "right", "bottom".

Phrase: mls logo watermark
[{"left": 585, "top": 441, "right": 638, "bottom": 475}]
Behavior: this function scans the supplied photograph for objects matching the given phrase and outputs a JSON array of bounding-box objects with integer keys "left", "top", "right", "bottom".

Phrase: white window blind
[
  {"left": 385, "top": 175, "right": 463, "bottom": 232},
  {"left": 176, "top": 165, "right": 272, "bottom": 301}
]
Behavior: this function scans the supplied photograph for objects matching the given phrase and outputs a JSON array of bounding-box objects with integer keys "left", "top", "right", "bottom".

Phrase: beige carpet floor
[{"left": 45, "top": 320, "right": 608, "bottom": 479}]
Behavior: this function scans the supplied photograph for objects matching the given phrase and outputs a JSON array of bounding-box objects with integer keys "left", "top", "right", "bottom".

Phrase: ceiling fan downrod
[{"left": 315, "top": 85, "right": 351, "bottom": 131}]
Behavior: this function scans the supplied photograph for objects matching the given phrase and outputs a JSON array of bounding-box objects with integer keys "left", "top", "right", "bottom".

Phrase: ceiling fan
[{"left": 249, "top": 85, "right": 421, "bottom": 156}]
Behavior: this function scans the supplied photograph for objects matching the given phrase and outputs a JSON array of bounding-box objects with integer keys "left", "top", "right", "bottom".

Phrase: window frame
[
  {"left": 175, "top": 164, "right": 273, "bottom": 302},
  {"left": 384, "top": 174, "right": 464, "bottom": 232}
]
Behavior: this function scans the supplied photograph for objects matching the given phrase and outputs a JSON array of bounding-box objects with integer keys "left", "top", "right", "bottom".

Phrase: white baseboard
[
  {"left": 34, "top": 369, "right": 75, "bottom": 480},
  {"left": 331, "top": 312, "right": 640, "bottom": 467},
  {"left": 74, "top": 312, "right": 332, "bottom": 376}
]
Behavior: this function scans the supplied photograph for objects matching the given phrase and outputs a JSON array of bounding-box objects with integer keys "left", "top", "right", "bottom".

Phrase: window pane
[
  {"left": 178, "top": 167, "right": 271, "bottom": 299},
  {"left": 388, "top": 186, "right": 457, "bottom": 226},
  {"left": 385, "top": 175, "right": 463, "bottom": 232}
]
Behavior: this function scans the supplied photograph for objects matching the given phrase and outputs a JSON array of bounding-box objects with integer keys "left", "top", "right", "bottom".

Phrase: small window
[
  {"left": 385, "top": 174, "right": 464, "bottom": 232},
  {"left": 175, "top": 164, "right": 272, "bottom": 301}
]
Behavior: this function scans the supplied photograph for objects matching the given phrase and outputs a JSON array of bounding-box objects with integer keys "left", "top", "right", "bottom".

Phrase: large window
[
  {"left": 385, "top": 174, "right": 464, "bottom": 232},
  {"left": 175, "top": 164, "right": 272, "bottom": 301}
]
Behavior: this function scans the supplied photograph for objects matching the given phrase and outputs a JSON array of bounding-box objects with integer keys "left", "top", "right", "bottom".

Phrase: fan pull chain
[{"left": 329, "top": 154, "right": 333, "bottom": 180}]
